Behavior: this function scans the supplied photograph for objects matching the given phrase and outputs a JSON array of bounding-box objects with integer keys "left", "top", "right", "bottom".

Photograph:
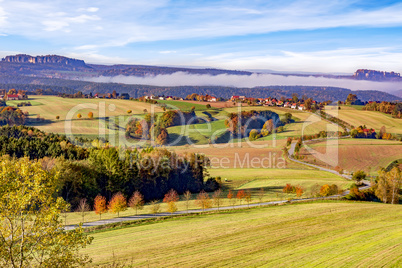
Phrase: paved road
[{"left": 64, "top": 195, "right": 346, "bottom": 231}]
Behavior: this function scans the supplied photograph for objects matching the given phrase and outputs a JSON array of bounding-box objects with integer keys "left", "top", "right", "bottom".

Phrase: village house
[
  {"left": 6, "top": 94, "right": 20, "bottom": 100},
  {"left": 298, "top": 104, "right": 305, "bottom": 110},
  {"left": 291, "top": 103, "right": 297, "bottom": 109}
]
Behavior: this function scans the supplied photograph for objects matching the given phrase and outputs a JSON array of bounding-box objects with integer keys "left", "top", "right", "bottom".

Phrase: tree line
[{"left": 0, "top": 125, "right": 215, "bottom": 209}]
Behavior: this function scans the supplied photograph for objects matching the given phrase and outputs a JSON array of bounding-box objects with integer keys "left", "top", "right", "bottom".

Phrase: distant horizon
[
  {"left": 1, "top": 52, "right": 398, "bottom": 77},
  {"left": 1, "top": 1, "right": 402, "bottom": 73}
]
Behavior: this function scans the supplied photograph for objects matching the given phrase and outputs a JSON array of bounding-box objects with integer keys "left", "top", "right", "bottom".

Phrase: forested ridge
[{"left": 0, "top": 75, "right": 400, "bottom": 101}]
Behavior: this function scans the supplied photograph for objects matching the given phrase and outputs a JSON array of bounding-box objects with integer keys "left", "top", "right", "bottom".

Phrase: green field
[
  {"left": 64, "top": 167, "right": 348, "bottom": 226},
  {"left": 157, "top": 99, "right": 211, "bottom": 111},
  {"left": 167, "top": 106, "right": 342, "bottom": 146},
  {"left": 82, "top": 202, "right": 402, "bottom": 267},
  {"left": 209, "top": 168, "right": 350, "bottom": 189},
  {"left": 326, "top": 106, "right": 402, "bottom": 134},
  {"left": 15, "top": 96, "right": 163, "bottom": 140}
]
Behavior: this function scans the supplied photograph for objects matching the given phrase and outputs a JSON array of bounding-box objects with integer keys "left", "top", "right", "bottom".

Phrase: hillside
[
  {"left": 82, "top": 202, "right": 402, "bottom": 267},
  {"left": 0, "top": 77, "right": 400, "bottom": 102}
]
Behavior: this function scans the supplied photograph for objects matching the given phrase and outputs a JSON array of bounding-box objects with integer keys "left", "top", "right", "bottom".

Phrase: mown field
[
  {"left": 11, "top": 96, "right": 163, "bottom": 140},
  {"left": 210, "top": 168, "right": 350, "bottom": 189},
  {"left": 82, "top": 202, "right": 402, "bottom": 267},
  {"left": 325, "top": 106, "right": 402, "bottom": 134},
  {"left": 299, "top": 138, "right": 402, "bottom": 175},
  {"left": 64, "top": 166, "right": 348, "bottom": 226}
]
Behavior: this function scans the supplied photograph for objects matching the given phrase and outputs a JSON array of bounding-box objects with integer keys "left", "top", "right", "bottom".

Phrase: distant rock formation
[
  {"left": 2, "top": 54, "right": 86, "bottom": 67},
  {"left": 353, "top": 69, "right": 401, "bottom": 81}
]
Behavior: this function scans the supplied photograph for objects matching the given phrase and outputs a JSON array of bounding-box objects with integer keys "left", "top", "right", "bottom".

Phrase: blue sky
[{"left": 0, "top": 0, "right": 402, "bottom": 73}]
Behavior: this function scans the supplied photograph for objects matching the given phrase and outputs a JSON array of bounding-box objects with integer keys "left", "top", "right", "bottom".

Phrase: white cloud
[
  {"left": 2, "top": 1, "right": 402, "bottom": 45},
  {"left": 42, "top": 20, "right": 69, "bottom": 32},
  {"left": 77, "top": 7, "right": 99, "bottom": 13},
  {"left": 87, "top": 72, "right": 402, "bottom": 93},
  {"left": 190, "top": 47, "right": 402, "bottom": 74},
  {"left": 65, "top": 52, "right": 131, "bottom": 65},
  {"left": 159, "top": 51, "right": 177, "bottom": 54}
]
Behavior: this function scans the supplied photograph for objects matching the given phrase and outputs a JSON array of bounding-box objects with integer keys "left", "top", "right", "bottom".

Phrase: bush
[
  {"left": 204, "top": 177, "right": 221, "bottom": 192},
  {"left": 248, "top": 129, "right": 260, "bottom": 141}
]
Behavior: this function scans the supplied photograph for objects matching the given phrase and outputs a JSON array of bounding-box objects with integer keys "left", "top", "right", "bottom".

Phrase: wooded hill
[{"left": 0, "top": 76, "right": 400, "bottom": 102}]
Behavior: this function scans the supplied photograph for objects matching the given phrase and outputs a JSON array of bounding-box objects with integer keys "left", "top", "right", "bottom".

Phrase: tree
[
  {"left": 248, "top": 129, "right": 260, "bottom": 141},
  {"left": 292, "top": 93, "right": 299, "bottom": 103},
  {"left": 263, "top": 119, "right": 274, "bottom": 132},
  {"left": 227, "top": 190, "right": 236, "bottom": 208},
  {"left": 108, "top": 192, "right": 127, "bottom": 217},
  {"left": 163, "top": 189, "right": 179, "bottom": 214},
  {"left": 345, "top": 94, "right": 357, "bottom": 105},
  {"left": 237, "top": 190, "right": 246, "bottom": 205},
  {"left": 206, "top": 104, "right": 211, "bottom": 109},
  {"left": 352, "top": 170, "right": 366, "bottom": 185},
  {"left": 0, "top": 157, "right": 92, "bottom": 267},
  {"left": 245, "top": 190, "right": 252, "bottom": 208},
  {"left": 375, "top": 167, "right": 401, "bottom": 204},
  {"left": 150, "top": 200, "right": 161, "bottom": 215},
  {"left": 183, "top": 190, "right": 192, "bottom": 213},
  {"left": 128, "top": 191, "right": 144, "bottom": 215},
  {"left": 295, "top": 186, "right": 304, "bottom": 197},
  {"left": 88, "top": 112, "right": 94, "bottom": 119},
  {"left": 257, "top": 188, "right": 265, "bottom": 205},
  {"left": 56, "top": 115, "right": 60, "bottom": 120},
  {"left": 76, "top": 198, "right": 91, "bottom": 223},
  {"left": 94, "top": 195, "right": 108, "bottom": 220},
  {"left": 127, "top": 110, "right": 132, "bottom": 114},
  {"left": 77, "top": 113, "right": 82, "bottom": 119},
  {"left": 212, "top": 189, "right": 223, "bottom": 211},
  {"left": 196, "top": 191, "right": 212, "bottom": 212}
]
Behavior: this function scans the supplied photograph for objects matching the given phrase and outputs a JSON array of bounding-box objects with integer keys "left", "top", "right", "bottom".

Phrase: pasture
[
  {"left": 209, "top": 168, "right": 349, "bottom": 190},
  {"left": 64, "top": 166, "right": 348, "bottom": 226},
  {"left": 82, "top": 202, "right": 402, "bottom": 267},
  {"left": 299, "top": 138, "right": 402, "bottom": 175}
]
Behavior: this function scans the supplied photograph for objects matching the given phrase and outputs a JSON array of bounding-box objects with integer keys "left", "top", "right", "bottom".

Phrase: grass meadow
[
  {"left": 326, "top": 106, "right": 402, "bottom": 134},
  {"left": 64, "top": 167, "right": 349, "bottom": 226},
  {"left": 12, "top": 96, "right": 163, "bottom": 138},
  {"left": 82, "top": 202, "right": 402, "bottom": 267}
]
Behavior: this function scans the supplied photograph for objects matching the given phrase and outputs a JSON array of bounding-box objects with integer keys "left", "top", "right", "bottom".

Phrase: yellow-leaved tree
[{"left": 0, "top": 156, "right": 93, "bottom": 267}]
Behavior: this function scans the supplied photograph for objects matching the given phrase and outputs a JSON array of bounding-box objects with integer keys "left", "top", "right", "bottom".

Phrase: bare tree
[
  {"left": 257, "top": 188, "right": 265, "bottom": 205},
  {"left": 183, "top": 190, "right": 192, "bottom": 213},
  {"left": 150, "top": 200, "right": 161, "bottom": 215},
  {"left": 245, "top": 190, "right": 252, "bottom": 208},
  {"left": 76, "top": 198, "right": 90, "bottom": 223},
  {"left": 212, "top": 189, "right": 223, "bottom": 211}
]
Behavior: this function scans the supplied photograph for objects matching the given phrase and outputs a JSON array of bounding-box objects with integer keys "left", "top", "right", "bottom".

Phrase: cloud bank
[{"left": 87, "top": 72, "right": 402, "bottom": 93}]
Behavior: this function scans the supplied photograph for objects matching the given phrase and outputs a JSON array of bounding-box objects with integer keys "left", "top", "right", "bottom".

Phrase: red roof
[{"left": 7, "top": 94, "right": 19, "bottom": 98}]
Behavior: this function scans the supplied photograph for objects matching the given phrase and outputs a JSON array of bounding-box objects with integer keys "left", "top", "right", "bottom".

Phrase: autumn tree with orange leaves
[
  {"left": 108, "top": 192, "right": 127, "bottom": 217},
  {"left": 227, "top": 190, "right": 236, "bottom": 208},
  {"left": 196, "top": 191, "right": 212, "bottom": 212},
  {"left": 237, "top": 190, "right": 246, "bottom": 205},
  {"left": 93, "top": 195, "right": 107, "bottom": 220},
  {"left": 129, "top": 191, "right": 144, "bottom": 215}
]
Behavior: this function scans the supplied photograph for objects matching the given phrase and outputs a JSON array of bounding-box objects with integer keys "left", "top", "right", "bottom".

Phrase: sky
[{"left": 0, "top": 0, "right": 402, "bottom": 74}]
